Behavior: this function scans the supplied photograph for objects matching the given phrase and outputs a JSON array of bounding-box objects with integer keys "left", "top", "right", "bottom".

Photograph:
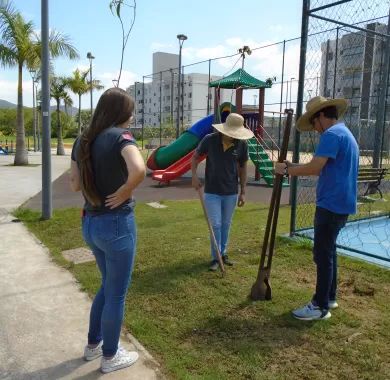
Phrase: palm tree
[
  {"left": 50, "top": 76, "right": 72, "bottom": 155},
  {"left": 0, "top": 2, "right": 78, "bottom": 165},
  {"left": 66, "top": 68, "right": 103, "bottom": 134}
]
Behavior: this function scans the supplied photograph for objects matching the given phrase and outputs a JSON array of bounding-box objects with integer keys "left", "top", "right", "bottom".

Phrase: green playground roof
[{"left": 209, "top": 68, "right": 272, "bottom": 89}]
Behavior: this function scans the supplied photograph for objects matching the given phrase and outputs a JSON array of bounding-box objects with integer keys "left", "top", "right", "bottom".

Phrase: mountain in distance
[
  {"left": 0, "top": 99, "right": 79, "bottom": 115},
  {"left": 0, "top": 99, "right": 17, "bottom": 109}
]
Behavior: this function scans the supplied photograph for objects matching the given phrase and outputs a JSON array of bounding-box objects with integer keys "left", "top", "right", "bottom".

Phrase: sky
[{"left": 0, "top": 0, "right": 304, "bottom": 109}]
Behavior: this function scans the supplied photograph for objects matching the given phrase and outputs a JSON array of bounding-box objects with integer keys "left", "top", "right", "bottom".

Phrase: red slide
[{"left": 152, "top": 149, "right": 206, "bottom": 185}]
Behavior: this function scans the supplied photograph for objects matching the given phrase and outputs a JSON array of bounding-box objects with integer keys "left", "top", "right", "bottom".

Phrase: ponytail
[{"left": 77, "top": 87, "right": 134, "bottom": 207}]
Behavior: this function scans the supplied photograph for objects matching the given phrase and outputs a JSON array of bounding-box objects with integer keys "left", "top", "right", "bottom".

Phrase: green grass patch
[{"left": 15, "top": 202, "right": 390, "bottom": 380}]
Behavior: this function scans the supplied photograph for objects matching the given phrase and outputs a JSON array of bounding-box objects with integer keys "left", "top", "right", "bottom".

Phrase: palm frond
[
  {"left": 0, "top": 43, "right": 17, "bottom": 67},
  {"left": 48, "top": 29, "right": 79, "bottom": 60}
]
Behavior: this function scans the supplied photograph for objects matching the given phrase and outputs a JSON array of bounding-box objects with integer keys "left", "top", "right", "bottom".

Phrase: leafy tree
[
  {"left": 0, "top": 1, "right": 78, "bottom": 164},
  {"left": 50, "top": 76, "right": 73, "bottom": 155},
  {"left": 50, "top": 111, "right": 77, "bottom": 139},
  {"left": 66, "top": 69, "right": 103, "bottom": 134}
]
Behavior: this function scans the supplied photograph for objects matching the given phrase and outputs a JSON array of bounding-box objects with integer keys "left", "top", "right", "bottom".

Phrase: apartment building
[
  {"left": 320, "top": 22, "right": 389, "bottom": 126},
  {"left": 127, "top": 52, "right": 232, "bottom": 128}
]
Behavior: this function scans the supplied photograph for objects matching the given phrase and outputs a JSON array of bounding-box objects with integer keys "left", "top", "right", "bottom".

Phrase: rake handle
[{"left": 197, "top": 188, "right": 225, "bottom": 274}]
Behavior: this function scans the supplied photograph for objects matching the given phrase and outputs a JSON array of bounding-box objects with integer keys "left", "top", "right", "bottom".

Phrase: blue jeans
[
  {"left": 312, "top": 207, "right": 348, "bottom": 310},
  {"left": 204, "top": 193, "right": 238, "bottom": 260},
  {"left": 82, "top": 211, "right": 137, "bottom": 357}
]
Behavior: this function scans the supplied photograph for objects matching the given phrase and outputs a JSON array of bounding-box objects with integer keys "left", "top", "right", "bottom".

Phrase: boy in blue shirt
[{"left": 275, "top": 96, "right": 359, "bottom": 321}]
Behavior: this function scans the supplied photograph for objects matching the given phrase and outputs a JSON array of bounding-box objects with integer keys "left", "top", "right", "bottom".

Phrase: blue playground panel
[{"left": 297, "top": 216, "right": 390, "bottom": 268}]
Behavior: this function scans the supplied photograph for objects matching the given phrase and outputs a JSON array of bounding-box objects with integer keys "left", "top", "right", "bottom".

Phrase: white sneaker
[
  {"left": 292, "top": 302, "right": 331, "bottom": 321},
  {"left": 101, "top": 347, "right": 139, "bottom": 374},
  {"left": 329, "top": 300, "right": 339, "bottom": 309},
  {"left": 84, "top": 341, "right": 103, "bottom": 361}
]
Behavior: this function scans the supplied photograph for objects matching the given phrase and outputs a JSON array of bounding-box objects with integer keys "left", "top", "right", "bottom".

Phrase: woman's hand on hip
[{"left": 105, "top": 184, "right": 132, "bottom": 209}]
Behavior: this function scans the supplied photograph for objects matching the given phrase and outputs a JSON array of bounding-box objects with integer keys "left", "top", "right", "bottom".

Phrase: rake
[{"left": 250, "top": 109, "right": 294, "bottom": 300}]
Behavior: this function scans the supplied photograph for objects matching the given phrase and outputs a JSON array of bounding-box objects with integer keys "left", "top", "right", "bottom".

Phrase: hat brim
[
  {"left": 212, "top": 123, "right": 254, "bottom": 140},
  {"left": 296, "top": 99, "right": 349, "bottom": 132}
]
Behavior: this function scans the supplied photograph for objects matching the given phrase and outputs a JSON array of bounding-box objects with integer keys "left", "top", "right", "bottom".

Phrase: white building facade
[{"left": 127, "top": 52, "right": 232, "bottom": 129}]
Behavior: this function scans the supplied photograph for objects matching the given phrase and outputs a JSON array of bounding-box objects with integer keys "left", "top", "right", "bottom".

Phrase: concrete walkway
[{"left": 0, "top": 151, "right": 162, "bottom": 379}]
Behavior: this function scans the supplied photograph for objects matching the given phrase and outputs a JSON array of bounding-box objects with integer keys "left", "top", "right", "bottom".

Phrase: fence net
[{"left": 294, "top": 0, "right": 390, "bottom": 265}]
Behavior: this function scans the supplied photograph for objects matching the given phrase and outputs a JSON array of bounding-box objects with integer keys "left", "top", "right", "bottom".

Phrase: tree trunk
[
  {"left": 56, "top": 100, "right": 65, "bottom": 155},
  {"left": 78, "top": 94, "right": 82, "bottom": 135},
  {"left": 14, "top": 63, "right": 28, "bottom": 165}
]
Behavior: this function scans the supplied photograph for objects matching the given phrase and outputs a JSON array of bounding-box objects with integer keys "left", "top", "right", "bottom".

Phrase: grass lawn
[{"left": 15, "top": 201, "right": 390, "bottom": 380}]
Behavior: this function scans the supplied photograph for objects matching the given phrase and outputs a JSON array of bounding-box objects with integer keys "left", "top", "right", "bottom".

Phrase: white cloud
[
  {"left": 99, "top": 69, "right": 139, "bottom": 90},
  {"left": 150, "top": 42, "right": 174, "bottom": 52},
  {"left": 176, "top": 36, "right": 304, "bottom": 113},
  {"left": 0, "top": 78, "right": 33, "bottom": 107}
]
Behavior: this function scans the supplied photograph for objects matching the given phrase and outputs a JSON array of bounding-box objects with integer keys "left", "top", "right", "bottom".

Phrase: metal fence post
[
  {"left": 290, "top": 0, "right": 310, "bottom": 236},
  {"left": 41, "top": 0, "right": 52, "bottom": 220},
  {"left": 373, "top": 9, "right": 390, "bottom": 168}
]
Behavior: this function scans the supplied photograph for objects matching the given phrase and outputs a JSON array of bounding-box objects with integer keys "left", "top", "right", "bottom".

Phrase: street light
[
  {"left": 133, "top": 81, "right": 142, "bottom": 128},
  {"left": 176, "top": 33, "right": 187, "bottom": 138},
  {"left": 87, "top": 52, "right": 95, "bottom": 117},
  {"left": 289, "top": 77, "right": 295, "bottom": 109},
  {"left": 29, "top": 68, "right": 38, "bottom": 152}
]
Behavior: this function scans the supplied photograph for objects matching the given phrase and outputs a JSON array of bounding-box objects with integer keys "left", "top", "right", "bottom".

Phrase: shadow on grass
[
  {"left": 180, "top": 300, "right": 319, "bottom": 357},
  {"left": 131, "top": 258, "right": 210, "bottom": 295}
]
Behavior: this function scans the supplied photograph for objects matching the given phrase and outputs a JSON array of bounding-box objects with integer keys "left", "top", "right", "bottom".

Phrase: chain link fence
[
  {"left": 291, "top": 0, "right": 390, "bottom": 265},
  {"left": 127, "top": 39, "right": 304, "bottom": 150}
]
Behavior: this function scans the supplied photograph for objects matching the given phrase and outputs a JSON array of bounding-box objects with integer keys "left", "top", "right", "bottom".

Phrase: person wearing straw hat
[
  {"left": 191, "top": 113, "right": 254, "bottom": 271},
  {"left": 275, "top": 96, "right": 359, "bottom": 321}
]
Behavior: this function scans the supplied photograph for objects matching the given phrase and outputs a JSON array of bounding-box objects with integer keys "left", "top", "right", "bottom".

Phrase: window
[
  {"left": 328, "top": 52, "right": 334, "bottom": 61},
  {"left": 350, "top": 106, "right": 359, "bottom": 115},
  {"left": 189, "top": 92, "right": 192, "bottom": 98},
  {"left": 352, "top": 87, "right": 360, "bottom": 97}
]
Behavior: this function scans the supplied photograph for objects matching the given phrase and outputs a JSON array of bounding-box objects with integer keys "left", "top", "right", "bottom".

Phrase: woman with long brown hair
[{"left": 70, "top": 87, "right": 145, "bottom": 373}]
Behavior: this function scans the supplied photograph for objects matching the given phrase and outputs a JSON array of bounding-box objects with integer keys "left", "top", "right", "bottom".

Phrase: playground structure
[{"left": 146, "top": 68, "right": 287, "bottom": 187}]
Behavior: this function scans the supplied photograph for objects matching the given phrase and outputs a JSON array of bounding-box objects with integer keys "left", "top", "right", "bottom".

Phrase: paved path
[
  {"left": 0, "top": 151, "right": 162, "bottom": 379},
  {"left": 24, "top": 160, "right": 291, "bottom": 210}
]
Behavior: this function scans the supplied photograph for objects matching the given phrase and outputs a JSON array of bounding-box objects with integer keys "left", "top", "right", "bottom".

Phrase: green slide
[{"left": 247, "top": 137, "right": 278, "bottom": 187}]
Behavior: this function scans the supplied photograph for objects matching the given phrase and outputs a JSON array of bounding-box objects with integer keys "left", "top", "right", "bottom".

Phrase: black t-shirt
[
  {"left": 71, "top": 127, "right": 137, "bottom": 213},
  {"left": 196, "top": 132, "right": 248, "bottom": 195}
]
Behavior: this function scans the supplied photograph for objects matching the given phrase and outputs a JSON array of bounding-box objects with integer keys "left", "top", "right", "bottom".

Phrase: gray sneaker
[
  {"left": 84, "top": 341, "right": 103, "bottom": 361},
  {"left": 101, "top": 347, "right": 139, "bottom": 373},
  {"left": 222, "top": 255, "right": 233, "bottom": 266},
  {"left": 329, "top": 300, "right": 339, "bottom": 309},
  {"left": 292, "top": 302, "right": 331, "bottom": 321},
  {"left": 209, "top": 260, "right": 219, "bottom": 271}
]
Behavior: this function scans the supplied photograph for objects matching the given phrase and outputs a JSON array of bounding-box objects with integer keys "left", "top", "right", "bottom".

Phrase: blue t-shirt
[{"left": 315, "top": 122, "right": 359, "bottom": 215}]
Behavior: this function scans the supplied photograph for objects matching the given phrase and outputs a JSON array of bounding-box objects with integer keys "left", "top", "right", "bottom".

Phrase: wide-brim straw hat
[
  {"left": 212, "top": 113, "right": 254, "bottom": 140},
  {"left": 296, "top": 96, "right": 348, "bottom": 132}
]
